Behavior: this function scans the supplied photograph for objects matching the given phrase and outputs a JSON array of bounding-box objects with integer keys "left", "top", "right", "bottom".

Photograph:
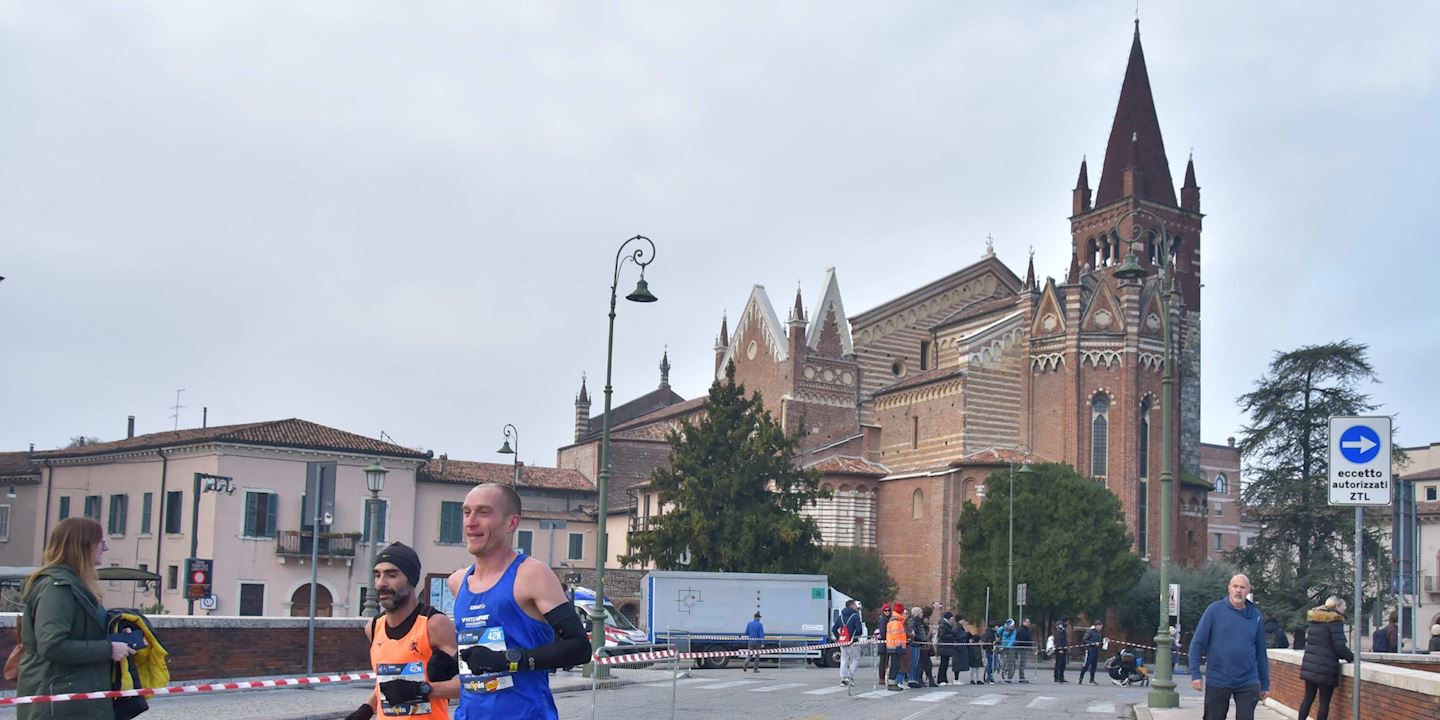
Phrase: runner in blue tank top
[{"left": 447, "top": 483, "right": 591, "bottom": 720}]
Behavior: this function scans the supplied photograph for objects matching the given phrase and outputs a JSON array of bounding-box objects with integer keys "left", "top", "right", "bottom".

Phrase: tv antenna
[{"left": 170, "top": 389, "right": 186, "bottom": 430}]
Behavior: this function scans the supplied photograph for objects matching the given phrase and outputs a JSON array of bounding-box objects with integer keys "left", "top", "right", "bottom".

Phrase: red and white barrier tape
[{"left": 0, "top": 672, "right": 376, "bottom": 706}]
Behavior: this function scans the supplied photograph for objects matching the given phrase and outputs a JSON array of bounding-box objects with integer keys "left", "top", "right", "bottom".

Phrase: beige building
[
  {"left": 4, "top": 419, "right": 600, "bottom": 616},
  {"left": 1399, "top": 442, "right": 1440, "bottom": 648}
]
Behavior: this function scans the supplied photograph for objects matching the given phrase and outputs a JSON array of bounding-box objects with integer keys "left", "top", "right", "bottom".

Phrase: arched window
[
  {"left": 1091, "top": 394, "right": 1110, "bottom": 478},
  {"left": 1214, "top": 473, "right": 1228, "bottom": 495},
  {"left": 1139, "top": 398, "right": 1151, "bottom": 479},
  {"left": 1087, "top": 237, "right": 1098, "bottom": 270},
  {"left": 912, "top": 489, "right": 925, "bottom": 519}
]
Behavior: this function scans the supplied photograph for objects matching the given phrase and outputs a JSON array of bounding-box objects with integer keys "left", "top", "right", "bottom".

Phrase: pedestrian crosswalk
[{"left": 633, "top": 676, "right": 1125, "bottom": 712}]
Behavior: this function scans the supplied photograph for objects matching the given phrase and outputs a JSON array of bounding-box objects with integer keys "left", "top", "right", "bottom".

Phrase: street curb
[
  {"left": 265, "top": 676, "right": 650, "bottom": 720},
  {"left": 1132, "top": 705, "right": 1153, "bottom": 720}
]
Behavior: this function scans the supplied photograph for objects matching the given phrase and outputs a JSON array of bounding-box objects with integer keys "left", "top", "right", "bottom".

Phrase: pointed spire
[
  {"left": 659, "top": 348, "right": 671, "bottom": 389},
  {"left": 1094, "top": 26, "right": 1177, "bottom": 207},
  {"left": 790, "top": 283, "right": 805, "bottom": 324},
  {"left": 577, "top": 373, "right": 590, "bottom": 404},
  {"left": 1024, "top": 247, "right": 1037, "bottom": 291},
  {"left": 1073, "top": 156, "right": 1092, "bottom": 214},
  {"left": 1067, "top": 251, "right": 1080, "bottom": 284},
  {"left": 1181, "top": 152, "right": 1201, "bottom": 212},
  {"left": 717, "top": 313, "right": 729, "bottom": 347}
]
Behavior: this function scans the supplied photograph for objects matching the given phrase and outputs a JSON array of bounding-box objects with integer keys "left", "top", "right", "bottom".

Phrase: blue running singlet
[{"left": 454, "top": 553, "right": 557, "bottom": 719}]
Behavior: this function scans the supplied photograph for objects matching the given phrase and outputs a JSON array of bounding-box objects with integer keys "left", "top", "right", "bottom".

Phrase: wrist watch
[
  {"left": 505, "top": 649, "right": 523, "bottom": 673},
  {"left": 418, "top": 682, "right": 432, "bottom": 698}
]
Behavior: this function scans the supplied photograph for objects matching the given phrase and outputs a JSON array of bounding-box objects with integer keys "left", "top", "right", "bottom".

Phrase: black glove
[
  {"left": 460, "top": 645, "right": 509, "bottom": 674},
  {"left": 378, "top": 678, "right": 430, "bottom": 706},
  {"left": 428, "top": 649, "right": 459, "bottom": 681},
  {"left": 344, "top": 704, "right": 374, "bottom": 720}
]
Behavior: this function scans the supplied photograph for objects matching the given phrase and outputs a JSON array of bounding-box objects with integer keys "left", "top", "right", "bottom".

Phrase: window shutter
[
  {"left": 265, "top": 493, "right": 278, "bottom": 538},
  {"left": 244, "top": 492, "right": 258, "bottom": 537},
  {"left": 377, "top": 500, "right": 387, "bottom": 543}
]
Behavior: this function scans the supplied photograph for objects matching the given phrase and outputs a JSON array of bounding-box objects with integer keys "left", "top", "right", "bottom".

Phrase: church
[{"left": 557, "top": 25, "right": 1216, "bottom": 606}]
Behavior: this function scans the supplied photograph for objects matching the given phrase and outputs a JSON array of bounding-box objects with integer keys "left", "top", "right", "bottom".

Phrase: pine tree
[
  {"left": 619, "top": 362, "right": 828, "bottom": 573},
  {"left": 1229, "top": 340, "right": 1397, "bottom": 629},
  {"left": 951, "top": 462, "right": 1142, "bottom": 625}
]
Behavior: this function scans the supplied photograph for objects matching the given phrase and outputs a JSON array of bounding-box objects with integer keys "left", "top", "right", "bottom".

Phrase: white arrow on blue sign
[{"left": 1328, "top": 416, "right": 1391, "bottom": 506}]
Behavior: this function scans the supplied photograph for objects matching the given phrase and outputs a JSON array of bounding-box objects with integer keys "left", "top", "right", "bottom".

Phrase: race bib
[
  {"left": 458, "top": 626, "right": 515, "bottom": 695},
  {"left": 376, "top": 661, "right": 432, "bottom": 717}
]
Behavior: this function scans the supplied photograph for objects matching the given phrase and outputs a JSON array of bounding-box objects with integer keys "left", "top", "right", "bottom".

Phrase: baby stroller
[{"left": 1107, "top": 650, "right": 1149, "bottom": 687}]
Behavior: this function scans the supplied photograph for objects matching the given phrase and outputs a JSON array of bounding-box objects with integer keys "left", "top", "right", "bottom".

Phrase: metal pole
[
  {"left": 1413, "top": 488, "right": 1421, "bottom": 653},
  {"left": 362, "top": 487, "right": 382, "bottom": 617},
  {"left": 1008, "top": 462, "right": 1015, "bottom": 623},
  {"left": 306, "top": 465, "right": 322, "bottom": 675},
  {"left": 188, "top": 472, "right": 202, "bottom": 615},
  {"left": 1148, "top": 218, "right": 1178, "bottom": 709},
  {"left": 1353, "top": 506, "right": 1362, "bottom": 720},
  {"left": 512, "top": 427, "right": 520, "bottom": 487},
  {"left": 588, "top": 286, "right": 618, "bottom": 680}
]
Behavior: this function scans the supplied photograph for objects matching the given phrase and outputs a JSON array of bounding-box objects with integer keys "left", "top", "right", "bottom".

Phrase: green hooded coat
[{"left": 17, "top": 564, "right": 113, "bottom": 720}]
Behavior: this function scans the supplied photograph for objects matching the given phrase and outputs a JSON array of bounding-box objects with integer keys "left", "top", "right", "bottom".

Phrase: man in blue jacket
[
  {"left": 831, "top": 600, "right": 864, "bottom": 687},
  {"left": 1189, "top": 574, "right": 1270, "bottom": 720},
  {"left": 743, "top": 612, "right": 765, "bottom": 673}
]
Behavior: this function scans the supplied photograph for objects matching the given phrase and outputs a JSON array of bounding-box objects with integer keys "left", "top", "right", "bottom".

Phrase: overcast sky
[{"left": 3, "top": 2, "right": 1436, "bottom": 469}]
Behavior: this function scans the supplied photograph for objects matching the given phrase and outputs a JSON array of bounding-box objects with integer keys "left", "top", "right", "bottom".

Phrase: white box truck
[{"left": 640, "top": 570, "right": 861, "bottom": 668}]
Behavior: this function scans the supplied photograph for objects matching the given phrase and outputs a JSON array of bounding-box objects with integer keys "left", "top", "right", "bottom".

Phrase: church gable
[
  {"left": 1080, "top": 279, "right": 1124, "bottom": 333},
  {"left": 716, "top": 285, "right": 789, "bottom": 379},
  {"left": 851, "top": 256, "right": 1021, "bottom": 346},
  {"left": 806, "top": 267, "right": 855, "bottom": 358},
  {"left": 1031, "top": 280, "right": 1067, "bottom": 337},
  {"left": 1138, "top": 284, "right": 1163, "bottom": 337}
]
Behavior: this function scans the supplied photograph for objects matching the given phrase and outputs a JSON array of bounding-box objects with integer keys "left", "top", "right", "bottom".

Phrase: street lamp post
[
  {"left": 1113, "top": 208, "right": 1179, "bottom": 708},
  {"left": 1007, "top": 460, "right": 1034, "bottom": 623},
  {"left": 361, "top": 460, "right": 389, "bottom": 618},
  {"left": 497, "top": 424, "right": 520, "bottom": 486},
  {"left": 589, "top": 235, "right": 658, "bottom": 679}
]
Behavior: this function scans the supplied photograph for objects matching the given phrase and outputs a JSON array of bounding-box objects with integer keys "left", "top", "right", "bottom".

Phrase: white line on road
[
  {"left": 971, "top": 693, "right": 1005, "bottom": 705},
  {"left": 749, "top": 683, "right": 805, "bottom": 692},
  {"left": 1027, "top": 696, "right": 1056, "bottom": 708},
  {"left": 694, "top": 679, "right": 762, "bottom": 690},
  {"left": 855, "top": 688, "right": 894, "bottom": 699},
  {"left": 639, "top": 677, "right": 711, "bottom": 688},
  {"left": 899, "top": 707, "right": 937, "bottom": 720},
  {"left": 801, "top": 685, "right": 849, "bottom": 695},
  {"left": 910, "top": 691, "right": 957, "bottom": 702},
  {"left": 1087, "top": 702, "right": 1116, "bottom": 714}
]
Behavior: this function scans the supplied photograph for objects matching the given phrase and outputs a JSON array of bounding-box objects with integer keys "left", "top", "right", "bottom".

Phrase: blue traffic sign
[{"left": 1338, "top": 425, "right": 1381, "bottom": 464}]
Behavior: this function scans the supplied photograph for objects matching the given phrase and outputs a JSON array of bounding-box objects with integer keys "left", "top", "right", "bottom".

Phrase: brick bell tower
[{"left": 1038, "top": 22, "right": 1206, "bottom": 565}]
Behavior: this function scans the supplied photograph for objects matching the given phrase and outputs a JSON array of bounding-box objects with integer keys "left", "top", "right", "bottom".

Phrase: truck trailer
[{"left": 640, "top": 570, "right": 858, "bottom": 668}]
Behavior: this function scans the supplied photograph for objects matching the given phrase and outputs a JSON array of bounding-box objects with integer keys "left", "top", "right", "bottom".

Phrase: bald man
[{"left": 1189, "top": 574, "right": 1271, "bottom": 720}]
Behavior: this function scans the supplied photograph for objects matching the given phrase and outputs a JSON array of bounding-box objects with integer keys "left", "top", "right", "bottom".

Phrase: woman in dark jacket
[
  {"left": 1297, "top": 596, "right": 1354, "bottom": 720},
  {"left": 935, "top": 613, "right": 958, "bottom": 684},
  {"left": 17, "top": 518, "right": 135, "bottom": 720}
]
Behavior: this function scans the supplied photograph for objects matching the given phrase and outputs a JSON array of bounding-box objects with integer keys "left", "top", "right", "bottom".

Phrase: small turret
[
  {"left": 1024, "top": 248, "right": 1037, "bottom": 292},
  {"left": 714, "top": 314, "right": 729, "bottom": 375},
  {"left": 1181, "top": 154, "right": 1200, "bottom": 212},
  {"left": 1072, "top": 157, "right": 1092, "bottom": 215},
  {"left": 574, "top": 374, "right": 591, "bottom": 442},
  {"left": 659, "top": 349, "right": 671, "bottom": 389},
  {"left": 788, "top": 284, "right": 807, "bottom": 358}
]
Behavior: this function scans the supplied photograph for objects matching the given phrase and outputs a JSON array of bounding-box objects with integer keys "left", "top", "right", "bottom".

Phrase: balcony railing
[
  {"left": 629, "top": 515, "right": 659, "bottom": 533},
  {"left": 276, "top": 530, "right": 362, "bottom": 558}
]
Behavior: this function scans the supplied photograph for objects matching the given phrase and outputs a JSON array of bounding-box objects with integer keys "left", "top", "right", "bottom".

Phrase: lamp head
[
  {"left": 625, "top": 274, "right": 658, "bottom": 303},
  {"left": 1017, "top": 462, "right": 1035, "bottom": 475},
  {"left": 497, "top": 439, "right": 515, "bottom": 455},
  {"left": 363, "top": 460, "right": 389, "bottom": 494},
  {"left": 1113, "top": 251, "right": 1146, "bottom": 281}
]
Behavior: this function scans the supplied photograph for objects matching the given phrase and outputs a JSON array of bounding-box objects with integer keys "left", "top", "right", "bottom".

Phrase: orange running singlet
[{"left": 370, "top": 606, "right": 450, "bottom": 719}]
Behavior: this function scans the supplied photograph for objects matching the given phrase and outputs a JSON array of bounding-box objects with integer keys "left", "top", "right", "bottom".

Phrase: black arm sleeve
[
  {"left": 518, "top": 603, "right": 592, "bottom": 671},
  {"left": 427, "top": 648, "right": 459, "bottom": 681}
]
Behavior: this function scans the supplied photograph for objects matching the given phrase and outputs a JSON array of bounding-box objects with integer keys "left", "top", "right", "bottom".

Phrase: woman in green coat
[{"left": 18, "top": 517, "right": 136, "bottom": 720}]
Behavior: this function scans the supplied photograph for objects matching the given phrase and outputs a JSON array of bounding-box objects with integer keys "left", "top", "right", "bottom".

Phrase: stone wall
[
  {"left": 0, "top": 613, "right": 369, "bottom": 691},
  {"left": 1266, "top": 648, "right": 1440, "bottom": 720}
]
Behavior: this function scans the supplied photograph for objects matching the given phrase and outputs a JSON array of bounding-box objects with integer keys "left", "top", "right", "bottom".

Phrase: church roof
[
  {"left": 803, "top": 454, "right": 889, "bottom": 477},
  {"left": 873, "top": 365, "right": 966, "bottom": 397},
  {"left": 948, "top": 447, "right": 1048, "bottom": 468},
  {"left": 850, "top": 255, "right": 1021, "bottom": 326},
  {"left": 806, "top": 267, "right": 855, "bottom": 356},
  {"left": 577, "top": 386, "right": 686, "bottom": 442},
  {"left": 609, "top": 396, "right": 708, "bottom": 439},
  {"left": 1094, "top": 25, "right": 1177, "bottom": 207},
  {"left": 932, "top": 294, "right": 1022, "bottom": 331}
]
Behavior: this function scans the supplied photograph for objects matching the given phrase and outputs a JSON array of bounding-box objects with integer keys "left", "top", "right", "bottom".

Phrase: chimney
[
  {"left": 1227, "top": 436, "right": 1235, "bottom": 447},
  {"left": 127, "top": 416, "right": 135, "bottom": 439},
  {"left": 439, "top": 453, "right": 448, "bottom": 474},
  {"left": 202, "top": 407, "right": 208, "bottom": 428}
]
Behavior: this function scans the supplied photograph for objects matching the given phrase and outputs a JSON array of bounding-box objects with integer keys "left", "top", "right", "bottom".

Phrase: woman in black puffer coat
[{"left": 1298, "top": 596, "right": 1354, "bottom": 720}]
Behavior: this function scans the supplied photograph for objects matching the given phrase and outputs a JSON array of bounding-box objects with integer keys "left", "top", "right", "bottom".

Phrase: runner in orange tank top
[{"left": 345, "top": 543, "right": 459, "bottom": 720}]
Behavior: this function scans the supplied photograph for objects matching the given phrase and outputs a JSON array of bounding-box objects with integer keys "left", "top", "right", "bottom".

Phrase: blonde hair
[{"left": 23, "top": 517, "right": 104, "bottom": 600}]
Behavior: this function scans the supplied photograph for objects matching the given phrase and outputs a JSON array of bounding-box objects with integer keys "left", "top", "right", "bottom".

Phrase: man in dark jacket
[
  {"left": 1263, "top": 618, "right": 1289, "bottom": 649},
  {"left": 1051, "top": 619, "right": 1069, "bottom": 683},
  {"left": 1189, "top": 574, "right": 1270, "bottom": 720},
  {"left": 875, "top": 604, "right": 892, "bottom": 686},
  {"left": 1016, "top": 619, "right": 1033, "bottom": 683},
  {"left": 832, "top": 600, "right": 863, "bottom": 687},
  {"left": 1298, "top": 597, "right": 1353, "bottom": 720},
  {"left": 1075, "top": 621, "right": 1103, "bottom": 685},
  {"left": 909, "top": 605, "right": 934, "bottom": 687}
]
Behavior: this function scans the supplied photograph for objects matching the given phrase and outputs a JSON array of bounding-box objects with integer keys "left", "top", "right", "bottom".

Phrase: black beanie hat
[{"left": 376, "top": 542, "right": 421, "bottom": 586}]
